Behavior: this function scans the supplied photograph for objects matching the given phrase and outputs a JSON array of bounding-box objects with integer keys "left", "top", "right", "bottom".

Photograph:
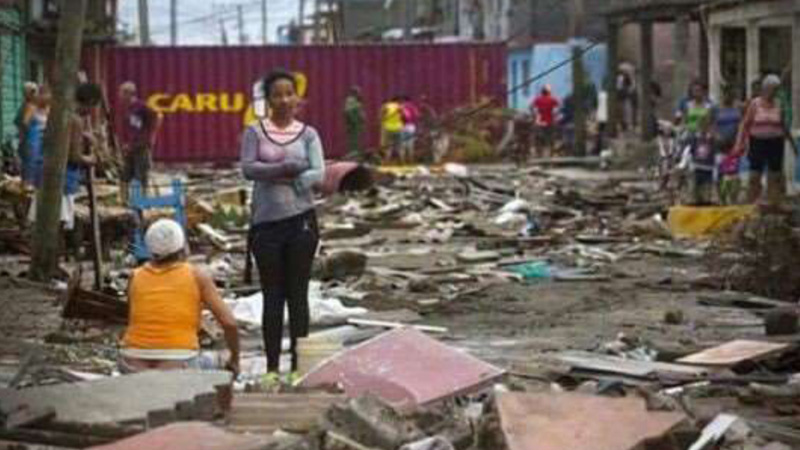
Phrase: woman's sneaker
[
  {"left": 286, "top": 371, "right": 302, "bottom": 386},
  {"left": 260, "top": 372, "right": 281, "bottom": 391}
]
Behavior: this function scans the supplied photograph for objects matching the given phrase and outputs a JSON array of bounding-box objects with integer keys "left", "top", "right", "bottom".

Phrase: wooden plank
[
  {"left": 227, "top": 393, "right": 345, "bottom": 435},
  {"left": 555, "top": 351, "right": 709, "bottom": 379},
  {"left": 697, "top": 292, "right": 790, "bottom": 310},
  {"left": 678, "top": 340, "right": 790, "bottom": 367}
]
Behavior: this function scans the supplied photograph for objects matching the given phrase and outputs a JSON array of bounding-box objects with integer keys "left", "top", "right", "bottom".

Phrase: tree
[{"left": 29, "top": 0, "right": 88, "bottom": 281}]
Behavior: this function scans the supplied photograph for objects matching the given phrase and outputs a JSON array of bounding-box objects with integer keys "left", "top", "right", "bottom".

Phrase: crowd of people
[
  {"left": 12, "top": 80, "right": 160, "bottom": 253},
  {"left": 342, "top": 89, "right": 439, "bottom": 165},
  {"left": 667, "top": 74, "right": 793, "bottom": 208},
  {"left": 6, "top": 64, "right": 796, "bottom": 388}
]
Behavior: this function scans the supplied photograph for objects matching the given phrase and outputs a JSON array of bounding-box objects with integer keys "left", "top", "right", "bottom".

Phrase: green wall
[{"left": 0, "top": 5, "right": 26, "bottom": 147}]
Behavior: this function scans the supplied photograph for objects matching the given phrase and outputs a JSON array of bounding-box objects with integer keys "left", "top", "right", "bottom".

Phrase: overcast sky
[{"left": 117, "top": 0, "right": 299, "bottom": 45}]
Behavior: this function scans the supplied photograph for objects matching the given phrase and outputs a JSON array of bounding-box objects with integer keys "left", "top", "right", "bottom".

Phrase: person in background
[
  {"left": 14, "top": 82, "right": 38, "bottom": 181},
  {"left": 593, "top": 84, "right": 609, "bottom": 156},
  {"left": 715, "top": 86, "right": 743, "bottom": 204},
  {"left": 399, "top": 95, "right": 420, "bottom": 165},
  {"left": 680, "top": 114, "right": 717, "bottom": 206},
  {"left": 718, "top": 147, "right": 742, "bottom": 205},
  {"left": 343, "top": 86, "right": 365, "bottom": 159},
  {"left": 735, "top": 74, "right": 789, "bottom": 206},
  {"left": 531, "top": 86, "right": 559, "bottom": 158},
  {"left": 22, "top": 85, "right": 49, "bottom": 189},
  {"left": 27, "top": 84, "right": 99, "bottom": 258},
  {"left": 616, "top": 67, "right": 636, "bottom": 131},
  {"left": 121, "top": 219, "right": 240, "bottom": 375},
  {"left": 512, "top": 112, "right": 533, "bottom": 166},
  {"left": 241, "top": 69, "right": 325, "bottom": 387},
  {"left": 118, "top": 82, "right": 159, "bottom": 199},
  {"left": 675, "top": 80, "right": 716, "bottom": 136},
  {"left": 380, "top": 96, "right": 404, "bottom": 163}
]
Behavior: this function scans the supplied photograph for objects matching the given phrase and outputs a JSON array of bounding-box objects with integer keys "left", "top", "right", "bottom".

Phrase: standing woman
[
  {"left": 241, "top": 70, "right": 325, "bottom": 386},
  {"left": 734, "top": 74, "right": 787, "bottom": 206}
]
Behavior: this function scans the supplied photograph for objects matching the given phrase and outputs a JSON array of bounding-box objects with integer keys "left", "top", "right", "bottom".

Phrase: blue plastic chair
[{"left": 129, "top": 179, "right": 186, "bottom": 261}]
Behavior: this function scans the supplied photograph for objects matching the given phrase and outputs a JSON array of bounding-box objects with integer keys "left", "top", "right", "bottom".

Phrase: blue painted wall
[{"left": 508, "top": 39, "right": 607, "bottom": 112}]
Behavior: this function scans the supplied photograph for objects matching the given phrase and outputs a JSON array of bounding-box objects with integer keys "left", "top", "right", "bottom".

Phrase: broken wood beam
[{"left": 61, "top": 277, "right": 127, "bottom": 324}]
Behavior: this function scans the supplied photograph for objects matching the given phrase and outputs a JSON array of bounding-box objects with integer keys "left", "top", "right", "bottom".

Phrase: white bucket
[{"left": 296, "top": 336, "right": 343, "bottom": 377}]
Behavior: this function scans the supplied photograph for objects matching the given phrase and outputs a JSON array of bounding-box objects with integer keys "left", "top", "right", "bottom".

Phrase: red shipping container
[{"left": 97, "top": 44, "right": 507, "bottom": 163}]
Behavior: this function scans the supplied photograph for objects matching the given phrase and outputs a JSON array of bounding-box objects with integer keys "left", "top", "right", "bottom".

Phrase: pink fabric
[
  {"left": 719, "top": 154, "right": 740, "bottom": 176},
  {"left": 750, "top": 98, "right": 784, "bottom": 139},
  {"left": 402, "top": 103, "right": 421, "bottom": 126}
]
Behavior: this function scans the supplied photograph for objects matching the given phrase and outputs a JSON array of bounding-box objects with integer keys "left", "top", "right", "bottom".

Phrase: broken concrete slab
[
  {"left": 299, "top": 329, "right": 505, "bottom": 411},
  {"left": 88, "top": 422, "right": 269, "bottom": 450},
  {"left": 497, "top": 392, "right": 686, "bottom": 450},
  {"left": 323, "top": 395, "right": 424, "bottom": 449},
  {"left": 554, "top": 351, "right": 709, "bottom": 380},
  {"left": 0, "top": 370, "right": 232, "bottom": 427},
  {"left": 226, "top": 392, "right": 346, "bottom": 436},
  {"left": 677, "top": 340, "right": 790, "bottom": 367}
]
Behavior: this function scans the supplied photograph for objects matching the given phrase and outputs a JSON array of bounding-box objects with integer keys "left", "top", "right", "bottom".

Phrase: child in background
[
  {"left": 679, "top": 115, "right": 717, "bottom": 205},
  {"left": 718, "top": 148, "right": 741, "bottom": 205}
]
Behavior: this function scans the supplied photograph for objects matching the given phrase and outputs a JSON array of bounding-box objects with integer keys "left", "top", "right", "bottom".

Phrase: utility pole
[
  {"left": 220, "top": 18, "right": 229, "bottom": 45},
  {"left": 298, "top": 0, "right": 306, "bottom": 43},
  {"left": 313, "top": 0, "right": 321, "bottom": 42},
  {"left": 30, "top": 0, "right": 88, "bottom": 281},
  {"left": 404, "top": 0, "right": 416, "bottom": 40},
  {"left": 170, "top": 0, "right": 178, "bottom": 45},
  {"left": 138, "top": 0, "right": 150, "bottom": 45},
  {"left": 237, "top": 4, "right": 247, "bottom": 44},
  {"left": 570, "top": 0, "right": 587, "bottom": 156},
  {"left": 262, "top": 0, "right": 268, "bottom": 44}
]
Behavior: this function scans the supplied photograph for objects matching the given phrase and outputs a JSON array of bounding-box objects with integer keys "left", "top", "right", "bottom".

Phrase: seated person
[{"left": 120, "top": 219, "right": 240, "bottom": 375}]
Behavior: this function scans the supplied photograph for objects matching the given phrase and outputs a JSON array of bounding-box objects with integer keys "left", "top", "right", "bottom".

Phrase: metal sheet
[
  {"left": 94, "top": 43, "right": 506, "bottom": 163},
  {"left": 497, "top": 393, "right": 686, "bottom": 450},
  {"left": 298, "top": 328, "right": 505, "bottom": 411}
]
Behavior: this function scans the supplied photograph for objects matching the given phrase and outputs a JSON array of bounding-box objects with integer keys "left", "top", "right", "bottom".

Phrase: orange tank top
[{"left": 124, "top": 262, "right": 202, "bottom": 350}]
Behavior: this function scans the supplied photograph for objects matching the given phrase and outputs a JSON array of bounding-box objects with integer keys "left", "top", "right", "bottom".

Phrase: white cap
[
  {"left": 145, "top": 219, "right": 186, "bottom": 258},
  {"left": 763, "top": 74, "right": 781, "bottom": 89}
]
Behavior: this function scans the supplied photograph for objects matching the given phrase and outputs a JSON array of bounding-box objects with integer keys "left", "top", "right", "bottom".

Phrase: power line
[{"left": 148, "top": 0, "right": 263, "bottom": 35}]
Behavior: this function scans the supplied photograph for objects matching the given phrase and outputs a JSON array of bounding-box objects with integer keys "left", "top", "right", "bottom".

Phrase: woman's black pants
[{"left": 250, "top": 210, "right": 319, "bottom": 373}]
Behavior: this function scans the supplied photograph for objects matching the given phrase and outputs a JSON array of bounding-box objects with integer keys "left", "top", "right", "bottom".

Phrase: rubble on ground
[{"left": 1, "top": 160, "right": 799, "bottom": 449}]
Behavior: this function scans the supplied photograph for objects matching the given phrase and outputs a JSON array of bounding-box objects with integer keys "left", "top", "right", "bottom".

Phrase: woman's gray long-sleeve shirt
[{"left": 240, "top": 122, "right": 325, "bottom": 225}]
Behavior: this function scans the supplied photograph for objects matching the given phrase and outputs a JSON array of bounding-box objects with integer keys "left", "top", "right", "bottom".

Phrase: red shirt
[{"left": 532, "top": 94, "right": 559, "bottom": 127}]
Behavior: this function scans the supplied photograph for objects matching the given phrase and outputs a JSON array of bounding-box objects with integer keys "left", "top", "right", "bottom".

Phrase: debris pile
[{"left": 1, "top": 161, "right": 800, "bottom": 449}]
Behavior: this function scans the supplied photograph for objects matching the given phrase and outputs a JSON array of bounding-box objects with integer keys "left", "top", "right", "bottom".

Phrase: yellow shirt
[
  {"left": 124, "top": 262, "right": 202, "bottom": 350},
  {"left": 381, "top": 102, "right": 404, "bottom": 132}
]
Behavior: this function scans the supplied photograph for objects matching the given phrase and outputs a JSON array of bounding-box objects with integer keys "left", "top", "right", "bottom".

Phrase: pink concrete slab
[
  {"left": 89, "top": 422, "right": 268, "bottom": 450},
  {"left": 299, "top": 328, "right": 505, "bottom": 411},
  {"left": 497, "top": 393, "right": 686, "bottom": 450}
]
